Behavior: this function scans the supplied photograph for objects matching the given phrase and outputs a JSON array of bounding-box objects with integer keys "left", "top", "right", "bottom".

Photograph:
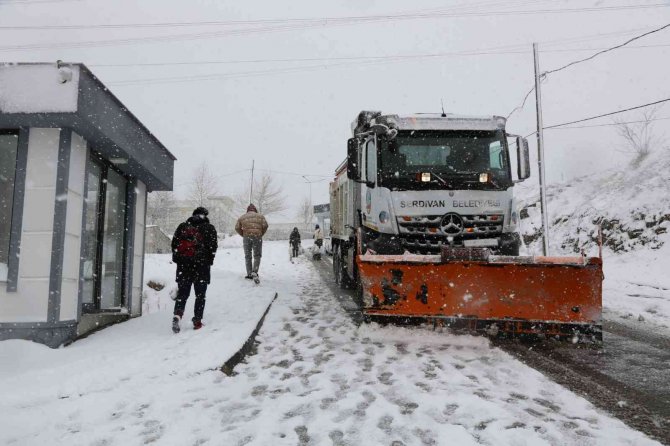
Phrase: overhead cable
[
  {"left": 543, "top": 98, "right": 670, "bottom": 129},
  {"left": 506, "top": 23, "right": 670, "bottom": 119},
  {"left": 0, "top": 3, "right": 665, "bottom": 31},
  {"left": 545, "top": 115, "right": 670, "bottom": 130},
  {"left": 91, "top": 43, "right": 670, "bottom": 69},
  {"left": 0, "top": 4, "right": 667, "bottom": 52},
  {"left": 506, "top": 85, "right": 539, "bottom": 119},
  {"left": 543, "top": 22, "right": 670, "bottom": 75}
]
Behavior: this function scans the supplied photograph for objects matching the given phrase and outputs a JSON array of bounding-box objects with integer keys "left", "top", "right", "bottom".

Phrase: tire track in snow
[
  {"left": 206, "top": 255, "right": 657, "bottom": 445},
  {"left": 313, "top": 254, "right": 669, "bottom": 444}
]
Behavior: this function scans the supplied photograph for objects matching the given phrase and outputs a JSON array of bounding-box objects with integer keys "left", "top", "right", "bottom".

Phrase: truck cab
[{"left": 331, "top": 111, "right": 531, "bottom": 268}]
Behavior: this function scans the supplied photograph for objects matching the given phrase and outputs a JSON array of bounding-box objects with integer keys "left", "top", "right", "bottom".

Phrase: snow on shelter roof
[{"left": 0, "top": 62, "right": 175, "bottom": 191}]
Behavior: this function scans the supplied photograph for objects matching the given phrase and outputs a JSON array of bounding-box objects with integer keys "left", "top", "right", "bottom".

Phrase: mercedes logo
[{"left": 441, "top": 213, "right": 464, "bottom": 235}]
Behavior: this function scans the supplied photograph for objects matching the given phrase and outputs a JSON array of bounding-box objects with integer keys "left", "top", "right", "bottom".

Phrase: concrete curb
[{"left": 221, "top": 292, "right": 279, "bottom": 375}]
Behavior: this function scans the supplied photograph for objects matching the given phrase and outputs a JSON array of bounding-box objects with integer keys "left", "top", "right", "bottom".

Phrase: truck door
[{"left": 363, "top": 137, "right": 381, "bottom": 231}]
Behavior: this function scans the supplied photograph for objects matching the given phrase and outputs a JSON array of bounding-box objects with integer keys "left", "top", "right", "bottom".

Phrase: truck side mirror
[
  {"left": 517, "top": 136, "right": 530, "bottom": 180},
  {"left": 347, "top": 138, "right": 361, "bottom": 181}
]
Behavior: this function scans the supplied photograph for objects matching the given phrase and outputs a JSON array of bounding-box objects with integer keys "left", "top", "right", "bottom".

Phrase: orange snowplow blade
[{"left": 357, "top": 252, "right": 603, "bottom": 341}]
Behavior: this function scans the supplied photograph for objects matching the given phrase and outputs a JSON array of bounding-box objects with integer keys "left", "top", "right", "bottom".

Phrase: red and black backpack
[{"left": 176, "top": 224, "right": 204, "bottom": 259}]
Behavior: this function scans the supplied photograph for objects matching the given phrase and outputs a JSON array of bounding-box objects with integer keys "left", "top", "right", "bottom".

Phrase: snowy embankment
[{"left": 517, "top": 148, "right": 670, "bottom": 332}]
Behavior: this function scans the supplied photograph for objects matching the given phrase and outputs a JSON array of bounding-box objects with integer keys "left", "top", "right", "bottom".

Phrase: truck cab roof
[{"left": 351, "top": 111, "right": 506, "bottom": 136}]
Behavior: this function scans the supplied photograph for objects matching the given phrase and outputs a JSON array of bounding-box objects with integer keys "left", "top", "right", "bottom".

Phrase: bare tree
[
  {"left": 614, "top": 106, "right": 663, "bottom": 167},
  {"left": 147, "top": 191, "right": 174, "bottom": 230},
  {"left": 237, "top": 173, "right": 287, "bottom": 216},
  {"left": 189, "top": 162, "right": 219, "bottom": 207},
  {"left": 296, "top": 196, "right": 314, "bottom": 228},
  {"left": 208, "top": 196, "right": 236, "bottom": 235}
]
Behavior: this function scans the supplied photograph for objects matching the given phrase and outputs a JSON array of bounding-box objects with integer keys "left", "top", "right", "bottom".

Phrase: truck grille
[{"left": 396, "top": 214, "right": 504, "bottom": 253}]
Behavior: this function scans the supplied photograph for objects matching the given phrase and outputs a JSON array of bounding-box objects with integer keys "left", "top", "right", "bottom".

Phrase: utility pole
[
  {"left": 301, "top": 175, "right": 313, "bottom": 206},
  {"left": 248, "top": 160, "right": 255, "bottom": 204},
  {"left": 533, "top": 42, "right": 550, "bottom": 256}
]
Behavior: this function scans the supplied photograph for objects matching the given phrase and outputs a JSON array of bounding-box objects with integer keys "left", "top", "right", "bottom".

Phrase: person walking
[
  {"left": 313, "top": 224, "right": 324, "bottom": 260},
  {"left": 289, "top": 227, "right": 301, "bottom": 259},
  {"left": 235, "top": 204, "right": 268, "bottom": 284},
  {"left": 314, "top": 224, "right": 324, "bottom": 249},
  {"left": 171, "top": 207, "right": 218, "bottom": 333}
]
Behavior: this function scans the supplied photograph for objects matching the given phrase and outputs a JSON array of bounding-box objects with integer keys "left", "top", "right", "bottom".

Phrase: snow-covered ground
[
  {"left": 0, "top": 243, "right": 279, "bottom": 445},
  {"left": 0, "top": 242, "right": 660, "bottom": 445},
  {"left": 518, "top": 148, "right": 670, "bottom": 332}
]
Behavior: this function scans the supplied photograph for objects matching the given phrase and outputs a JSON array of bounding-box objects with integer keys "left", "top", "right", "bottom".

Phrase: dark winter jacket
[
  {"left": 172, "top": 215, "right": 218, "bottom": 283},
  {"left": 289, "top": 229, "right": 301, "bottom": 246}
]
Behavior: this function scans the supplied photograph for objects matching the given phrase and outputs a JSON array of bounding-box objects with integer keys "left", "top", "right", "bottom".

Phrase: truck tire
[
  {"left": 499, "top": 233, "right": 521, "bottom": 256},
  {"left": 334, "top": 245, "right": 352, "bottom": 289}
]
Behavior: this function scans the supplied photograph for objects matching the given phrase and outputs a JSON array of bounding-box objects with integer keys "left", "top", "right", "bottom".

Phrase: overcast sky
[{"left": 1, "top": 0, "right": 669, "bottom": 221}]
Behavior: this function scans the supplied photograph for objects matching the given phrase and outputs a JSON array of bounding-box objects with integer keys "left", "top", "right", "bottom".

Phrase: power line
[
  {"left": 545, "top": 115, "right": 670, "bottom": 129},
  {"left": 104, "top": 36, "right": 670, "bottom": 87},
  {"left": 89, "top": 42, "right": 670, "bottom": 69},
  {"left": 543, "top": 98, "right": 670, "bottom": 129},
  {"left": 506, "top": 85, "right": 539, "bottom": 119},
  {"left": 506, "top": 24, "right": 670, "bottom": 118},
  {"left": 255, "top": 168, "right": 331, "bottom": 178},
  {"left": 0, "top": 3, "right": 664, "bottom": 31},
  {"left": 0, "top": 0, "right": 80, "bottom": 4},
  {"left": 543, "top": 22, "right": 670, "bottom": 75},
  {"left": 217, "top": 168, "right": 251, "bottom": 177},
  {"left": 0, "top": 0, "right": 551, "bottom": 29},
  {"left": 0, "top": 4, "right": 667, "bottom": 52},
  {"left": 106, "top": 46, "right": 536, "bottom": 86}
]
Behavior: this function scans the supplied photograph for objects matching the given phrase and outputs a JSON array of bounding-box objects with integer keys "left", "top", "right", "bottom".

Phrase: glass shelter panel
[
  {"left": 82, "top": 160, "right": 102, "bottom": 305},
  {"left": 100, "top": 169, "right": 126, "bottom": 309},
  {"left": 0, "top": 132, "right": 18, "bottom": 281}
]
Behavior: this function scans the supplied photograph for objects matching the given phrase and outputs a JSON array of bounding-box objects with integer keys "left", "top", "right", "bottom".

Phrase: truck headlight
[
  {"left": 379, "top": 211, "right": 389, "bottom": 224},
  {"left": 479, "top": 173, "right": 489, "bottom": 183}
]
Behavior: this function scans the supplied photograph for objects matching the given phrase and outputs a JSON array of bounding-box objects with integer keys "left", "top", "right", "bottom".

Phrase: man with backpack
[
  {"left": 235, "top": 204, "right": 268, "bottom": 284},
  {"left": 171, "top": 207, "right": 218, "bottom": 333}
]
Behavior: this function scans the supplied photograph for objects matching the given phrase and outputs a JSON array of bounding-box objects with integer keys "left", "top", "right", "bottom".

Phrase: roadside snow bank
[
  {"left": 142, "top": 254, "right": 177, "bottom": 313},
  {"left": 517, "top": 148, "right": 670, "bottom": 330},
  {"left": 519, "top": 148, "right": 670, "bottom": 255}
]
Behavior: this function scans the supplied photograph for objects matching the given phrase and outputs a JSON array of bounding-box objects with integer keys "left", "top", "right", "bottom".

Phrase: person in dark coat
[
  {"left": 289, "top": 227, "right": 301, "bottom": 258},
  {"left": 171, "top": 207, "right": 218, "bottom": 333}
]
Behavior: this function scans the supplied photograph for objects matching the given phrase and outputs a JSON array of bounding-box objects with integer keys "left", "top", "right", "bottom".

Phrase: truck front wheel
[
  {"left": 334, "top": 244, "right": 352, "bottom": 289},
  {"left": 499, "top": 233, "right": 521, "bottom": 256}
]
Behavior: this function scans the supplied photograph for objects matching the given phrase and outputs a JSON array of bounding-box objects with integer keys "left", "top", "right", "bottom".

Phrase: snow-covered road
[{"left": 0, "top": 242, "right": 660, "bottom": 445}]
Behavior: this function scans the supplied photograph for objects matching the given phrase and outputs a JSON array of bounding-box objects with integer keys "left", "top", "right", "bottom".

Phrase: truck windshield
[{"left": 379, "top": 130, "right": 511, "bottom": 190}]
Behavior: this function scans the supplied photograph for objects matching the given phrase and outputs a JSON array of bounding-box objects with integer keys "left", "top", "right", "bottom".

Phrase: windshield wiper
[{"left": 427, "top": 171, "right": 450, "bottom": 186}]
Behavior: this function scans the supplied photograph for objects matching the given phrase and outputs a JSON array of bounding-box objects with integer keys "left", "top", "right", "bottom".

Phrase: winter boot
[
  {"left": 244, "top": 275, "right": 253, "bottom": 280},
  {"left": 251, "top": 272, "right": 260, "bottom": 284},
  {"left": 172, "top": 316, "right": 181, "bottom": 334},
  {"left": 193, "top": 320, "right": 204, "bottom": 330}
]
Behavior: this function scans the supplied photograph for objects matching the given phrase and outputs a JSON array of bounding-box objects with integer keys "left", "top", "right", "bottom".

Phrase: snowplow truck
[{"left": 330, "top": 111, "right": 603, "bottom": 341}]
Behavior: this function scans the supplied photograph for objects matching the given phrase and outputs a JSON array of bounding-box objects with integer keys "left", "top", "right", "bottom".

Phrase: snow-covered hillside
[
  {"left": 517, "top": 148, "right": 670, "bottom": 330},
  {"left": 518, "top": 148, "right": 669, "bottom": 256}
]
